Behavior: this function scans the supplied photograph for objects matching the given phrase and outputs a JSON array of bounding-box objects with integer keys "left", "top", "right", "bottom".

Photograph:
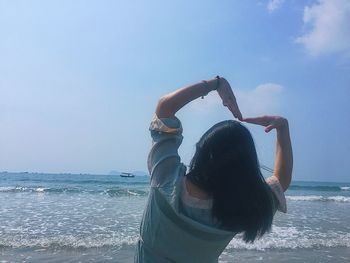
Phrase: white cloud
[
  {"left": 237, "top": 83, "right": 284, "bottom": 116},
  {"left": 267, "top": 0, "right": 285, "bottom": 13},
  {"left": 189, "top": 83, "right": 284, "bottom": 116},
  {"left": 295, "top": 0, "right": 350, "bottom": 56}
]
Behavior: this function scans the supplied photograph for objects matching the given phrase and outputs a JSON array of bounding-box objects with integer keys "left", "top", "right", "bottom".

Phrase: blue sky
[{"left": 1, "top": 0, "right": 349, "bottom": 182}]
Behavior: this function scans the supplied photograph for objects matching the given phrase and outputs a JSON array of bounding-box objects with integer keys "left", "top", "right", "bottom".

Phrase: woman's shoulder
[{"left": 181, "top": 177, "right": 213, "bottom": 209}]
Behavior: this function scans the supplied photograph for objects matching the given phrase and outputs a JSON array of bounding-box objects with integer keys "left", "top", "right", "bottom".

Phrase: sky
[{"left": 1, "top": 0, "right": 349, "bottom": 182}]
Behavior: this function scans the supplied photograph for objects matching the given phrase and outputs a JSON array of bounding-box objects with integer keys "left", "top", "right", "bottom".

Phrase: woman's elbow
[{"left": 156, "top": 96, "right": 174, "bottom": 118}]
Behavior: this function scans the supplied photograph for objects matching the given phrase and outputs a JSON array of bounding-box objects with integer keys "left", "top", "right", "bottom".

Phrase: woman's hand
[
  {"left": 244, "top": 115, "right": 292, "bottom": 191},
  {"left": 217, "top": 78, "right": 242, "bottom": 120},
  {"left": 243, "top": 116, "right": 288, "bottom": 133}
]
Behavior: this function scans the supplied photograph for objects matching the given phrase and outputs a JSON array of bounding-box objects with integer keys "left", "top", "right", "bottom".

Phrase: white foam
[
  {"left": 287, "top": 195, "right": 323, "bottom": 201},
  {"left": 327, "top": 196, "right": 350, "bottom": 202},
  {"left": 0, "top": 234, "right": 139, "bottom": 249},
  {"left": 0, "top": 187, "right": 14, "bottom": 192},
  {"left": 287, "top": 195, "right": 350, "bottom": 203},
  {"left": 225, "top": 226, "right": 350, "bottom": 251},
  {"left": 0, "top": 186, "right": 28, "bottom": 192},
  {"left": 0, "top": 186, "right": 47, "bottom": 193},
  {"left": 127, "top": 190, "right": 140, "bottom": 196},
  {"left": 2, "top": 226, "right": 348, "bottom": 251},
  {"left": 340, "top": 187, "right": 350, "bottom": 191}
]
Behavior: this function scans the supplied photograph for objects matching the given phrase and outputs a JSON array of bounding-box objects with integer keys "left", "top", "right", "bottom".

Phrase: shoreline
[{"left": 1, "top": 172, "right": 350, "bottom": 184}]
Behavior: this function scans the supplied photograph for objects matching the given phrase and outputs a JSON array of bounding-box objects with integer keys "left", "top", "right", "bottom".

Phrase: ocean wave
[
  {"left": 286, "top": 195, "right": 350, "bottom": 203},
  {"left": 14, "top": 178, "right": 149, "bottom": 186},
  {"left": 0, "top": 186, "right": 149, "bottom": 197},
  {"left": 0, "top": 235, "right": 138, "bottom": 249},
  {"left": 0, "top": 186, "right": 80, "bottom": 194},
  {"left": 289, "top": 185, "right": 350, "bottom": 192},
  {"left": 1, "top": 227, "right": 349, "bottom": 251},
  {"left": 226, "top": 226, "right": 350, "bottom": 250},
  {"left": 104, "top": 188, "right": 148, "bottom": 197}
]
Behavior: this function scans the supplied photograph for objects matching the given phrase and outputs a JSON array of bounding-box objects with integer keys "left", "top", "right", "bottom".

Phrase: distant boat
[{"left": 120, "top": 172, "right": 135, "bottom": 178}]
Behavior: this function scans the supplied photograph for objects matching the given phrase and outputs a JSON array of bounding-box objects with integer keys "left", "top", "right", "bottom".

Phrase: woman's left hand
[
  {"left": 217, "top": 78, "right": 243, "bottom": 120},
  {"left": 242, "top": 115, "right": 288, "bottom": 133}
]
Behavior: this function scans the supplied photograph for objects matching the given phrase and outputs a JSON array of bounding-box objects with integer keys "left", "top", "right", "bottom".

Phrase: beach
[{"left": 1, "top": 172, "right": 349, "bottom": 262}]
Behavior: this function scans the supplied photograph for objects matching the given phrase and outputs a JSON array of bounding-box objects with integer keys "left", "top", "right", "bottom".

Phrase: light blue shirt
[{"left": 134, "top": 116, "right": 286, "bottom": 263}]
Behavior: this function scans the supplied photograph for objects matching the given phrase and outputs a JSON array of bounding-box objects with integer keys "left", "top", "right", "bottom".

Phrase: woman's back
[{"left": 135, "top": 116, "right": 287, "bottom": 263}]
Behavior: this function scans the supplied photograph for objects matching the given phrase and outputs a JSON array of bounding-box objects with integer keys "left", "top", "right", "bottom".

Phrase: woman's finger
[
  {"left": 244, "top": 116, "right": 284, "bottom": 132},
  {"left": 234, "top": 107, "right": 243, "bottom": 120},
  {"left": 242, "top": 117, "right": 267, "bottom": 126},
  {"left": 231, "top": 100, "right": 243, "bottom": 120},
  {"left": 227, "top": 104, "right": 237, "bottom": 117},
  {"left": 226, "top": 102, "right": 243, "bottom": 120},
  {"left": 264, "top": 124, "right": 275, "bottom": 133}
]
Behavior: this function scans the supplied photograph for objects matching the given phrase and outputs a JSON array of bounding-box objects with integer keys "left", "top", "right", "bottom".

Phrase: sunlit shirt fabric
[{"left": 135, "top": 116, "right": 286, "bottom": 263}]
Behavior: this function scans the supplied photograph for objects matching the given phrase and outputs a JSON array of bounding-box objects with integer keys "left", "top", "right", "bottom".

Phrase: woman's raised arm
[
  {"left": 243, "top": 116, "right": 293, "bottom": 191},
  {"left": 156, "top": 77, "right": 242, "bottom": 120}
]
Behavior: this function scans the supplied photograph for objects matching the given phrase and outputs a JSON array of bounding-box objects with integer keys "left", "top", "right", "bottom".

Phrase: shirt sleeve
[
  {"left": 266, "top": 176, "right": 287, "bottom": 213},
  {"left": 147, "top": 115, "right": 184, "bottom": 188}
]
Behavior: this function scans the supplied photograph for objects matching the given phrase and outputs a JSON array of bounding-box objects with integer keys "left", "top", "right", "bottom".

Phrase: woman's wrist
[
  {"left": 276, "top": 118, "right": 289, "bottom": 132},
  {"left": 202, "top": 76, "right": 225, "bottom": 92},
  {"left": 205, "top": 78, "right": 219, "bottom": 92}
]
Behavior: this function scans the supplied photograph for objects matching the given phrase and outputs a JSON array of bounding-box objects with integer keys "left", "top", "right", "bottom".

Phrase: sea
[{"left": 0, "top": 172, "right": 349, "bottom": 262}]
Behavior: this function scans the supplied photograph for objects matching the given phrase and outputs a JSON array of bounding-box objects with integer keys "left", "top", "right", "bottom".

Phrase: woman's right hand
[
  {"left": 242, "top": 116, "right": 288, "bottom": 133},
  {"left": 217, "top": 78, "right": 243, "bottom": 120}
]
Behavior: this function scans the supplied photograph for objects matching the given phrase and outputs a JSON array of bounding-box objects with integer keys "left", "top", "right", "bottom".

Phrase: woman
[{"left": 135, "top": 76, "right": 293, "bottom": 263}]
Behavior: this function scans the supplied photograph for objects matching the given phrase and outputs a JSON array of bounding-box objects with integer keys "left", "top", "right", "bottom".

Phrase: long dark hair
[{"left": 186, "top": 120, "right": 274, "bottom": 242}]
